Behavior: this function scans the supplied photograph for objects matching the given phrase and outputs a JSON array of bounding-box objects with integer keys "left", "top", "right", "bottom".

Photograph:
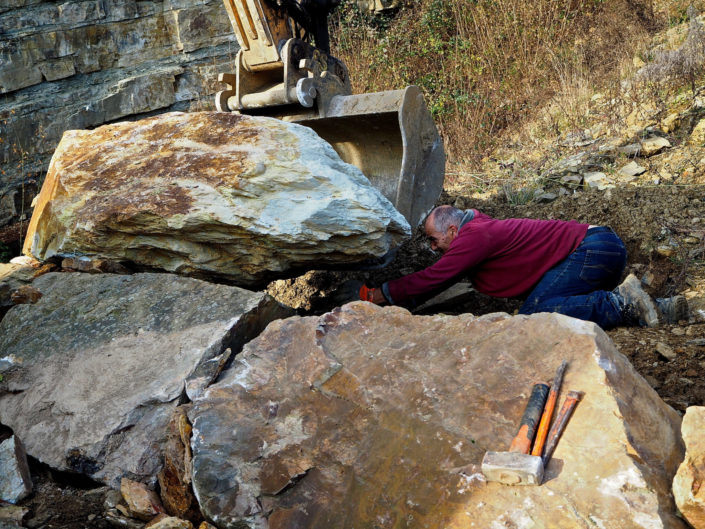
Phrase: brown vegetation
[{"left": 331, "top": 0, "right": 700, "bottom": 165}]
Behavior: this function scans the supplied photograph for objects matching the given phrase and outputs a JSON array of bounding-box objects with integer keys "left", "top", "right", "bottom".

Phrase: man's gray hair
[{"left": 430, "top": 205, "right": 464, "bottom": 231}]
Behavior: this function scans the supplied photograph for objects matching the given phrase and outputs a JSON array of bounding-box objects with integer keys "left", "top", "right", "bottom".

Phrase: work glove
[
  {"left": 359, "top": 284, "right": 377, "bottom": 302},
  {"left": 330, "top": 280, "right": 385, "bottom": 305}
]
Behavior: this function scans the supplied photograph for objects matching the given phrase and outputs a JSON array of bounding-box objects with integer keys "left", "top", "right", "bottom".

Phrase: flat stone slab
[
  {"left": 0, "top": 272, "right": 292, "bottom": 487},
  {"left": 189, "top": 303, "right": 686, "bottom": 529}
]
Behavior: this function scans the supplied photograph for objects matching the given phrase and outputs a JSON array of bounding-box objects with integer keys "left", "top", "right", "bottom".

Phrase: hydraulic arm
[{"left": 216, "top": 0, "right": 445, "bottom": 227}]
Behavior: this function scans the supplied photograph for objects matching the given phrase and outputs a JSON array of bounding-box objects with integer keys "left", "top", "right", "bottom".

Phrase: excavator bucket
[
  {"left": 295, "top": 87, "right": 445, "bottom": 228},
  {"left": 217, "top": 0, "right": 445, "bottom": 227}
]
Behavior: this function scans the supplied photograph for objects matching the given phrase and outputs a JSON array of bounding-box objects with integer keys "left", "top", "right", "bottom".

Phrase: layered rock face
[
  {"left": 0, "top": 272, "right": 293, "bottom": 487},
  {"left": 0, "top": 0, "right": 239, "bottom": 227},
  {"left": 189, "top": 303, "right": 686, "bottom": 528},
  {"left": 23, "top": 112, "right": 410, "bottom": 286}
]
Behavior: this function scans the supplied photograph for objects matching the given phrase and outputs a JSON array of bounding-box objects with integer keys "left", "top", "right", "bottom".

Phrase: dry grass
[{"left": 330, "top": 0, "right": 699, "bottom": 167}]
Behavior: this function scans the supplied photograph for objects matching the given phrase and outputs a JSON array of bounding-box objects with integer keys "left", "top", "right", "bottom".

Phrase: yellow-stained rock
[
  {"left": 9, "top": 285, "right": 42, "bottom": 305},
  {"left": 120, "top": 478, "right": 166, "bottom": 521},
  {"left": 23, "top": 112, "right": 410, "bottom": 287},
  {"left": 689, "top": 118, "right": 705, "bottom": 145},
  {"left": 662, "top": 112, "right": 682, "bottom": 133},
  {"left": 145, "top": 516, "right": 194, "bottom": 529},
  {"left": 158, "top": 408, "right": 200, "bottom": 523}
]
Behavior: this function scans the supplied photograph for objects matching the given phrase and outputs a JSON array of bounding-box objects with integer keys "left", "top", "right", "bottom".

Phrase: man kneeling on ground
[{"left": 361, "top": 205, "right": 688, "bottom": 329}]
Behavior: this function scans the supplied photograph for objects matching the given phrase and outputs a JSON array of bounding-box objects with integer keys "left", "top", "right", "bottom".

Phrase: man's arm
[{"left": 370, "top": 229, "right": 490, "bottom": 305}]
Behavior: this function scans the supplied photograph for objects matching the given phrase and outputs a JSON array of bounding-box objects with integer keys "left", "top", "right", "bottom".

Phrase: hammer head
[{"left": 481, "top": 451, "right": 544, "bottom": 485}]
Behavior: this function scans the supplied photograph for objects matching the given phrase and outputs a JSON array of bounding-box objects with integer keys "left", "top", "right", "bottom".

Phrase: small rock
[
  {"left": 682, "top": 166, "right": 697, "bottom": 179},
  {"left": 121, "top": 478, "right": 166, "bottom": 521},
  {"left": 0, "top": 436, "right": 32, "bottom": 504},
  {"left": 104, "top": 489, "right": 124, "bottom": 510},
  {"left": 655, "top": 342, "right": 677, "bottom": 361},
  {"left": 686, "top": 338, "right": 705, "bottom": 346},
  {"left": 689, "top": 118, "right": 705, "bottom": 145},
  {"left": 145, "top": 514, "right": 169, "bottom": 527},
  {"left": 198, "top": 523, "right": 217, "bottom": 529},
  {"left": 0, "top": 504, "right": 28, "bottom": 524},
  {"left": 684, "top": 236, "right": 701, "bottom": 245},
  {"left": 640, "top": 136, "right": 671, "bottom": 156},
  {"left": 32, "top": 263, "right": 57, "bottom": 278},
  {"left": 560, "top": 174, "right": 582, "bottom": 186},
  {"left": 661, "top": 113, "right": 681, "bottom": 133},
  {"left": 656, "top": 244, "right": 678, "bottom": 257},
  {"left": 145, "top": 516, "right": 193, "bottom": 529},
  {"left": 583, "top": 172, "right": 615, "bottom": 190},
  {"left": 9, "top": 285, "right": 42, "bottom": 305},
  {"left": 61, "top": 257, "right": 130, "bottom": 275},
  {"left": 105, "top": 510, "right": 145, "bottom": 529},
  {"left": 534, "top": 192, "right": 558, "bottom": 203},
  {"left": 641, "top": 270, "right": 657, "bottom": 287},
  {"left": 618, "top": 143, "right": 641, "bottom": 156},
  {"left": 671, "top": 327, "right": 685, "bottom": 336},
  {"left": 619, "top": 161, "right": 647, "bottom": 177},
  {"left": 8, "top": 256, "right": 39, "bottom": 267}
]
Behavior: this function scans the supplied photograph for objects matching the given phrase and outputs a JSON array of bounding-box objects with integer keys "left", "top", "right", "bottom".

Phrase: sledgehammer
[{"left": 481, "top": 383, "right": 549, "bottom": 485}]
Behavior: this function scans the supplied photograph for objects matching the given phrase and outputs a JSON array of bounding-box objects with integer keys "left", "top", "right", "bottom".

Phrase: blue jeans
[{"left": 518, "top": 227, "right": 626, "bottom": 329}]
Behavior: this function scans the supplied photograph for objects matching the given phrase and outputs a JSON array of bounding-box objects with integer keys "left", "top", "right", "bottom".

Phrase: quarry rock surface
[
  {"left": 23, "top": 112, "right": 410, "bottom": 286},
  {"left": 0, "top": 272, "right": 292, "bottom": 487},
  {"left": 0, "top": 0, "right": 239, "bottom": 228},
  {"left": 673, "top": 406, "right": 705, "bottom": 528},
  {"left": 189, "top": 303, "right": 686, "bottom": 529}
]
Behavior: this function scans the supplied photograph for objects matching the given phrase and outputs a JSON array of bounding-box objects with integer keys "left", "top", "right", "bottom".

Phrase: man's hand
[{"left": 359, "top": 284, "right": 386, "bottom": 304}]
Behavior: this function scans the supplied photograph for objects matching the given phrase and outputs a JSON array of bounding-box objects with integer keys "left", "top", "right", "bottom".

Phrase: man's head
[{"left": 424, "top": 205, "right": 464, "bottom": 253}]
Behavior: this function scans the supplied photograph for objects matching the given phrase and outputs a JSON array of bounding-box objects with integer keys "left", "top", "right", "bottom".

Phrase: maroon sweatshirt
[{"left": 384, "top": 211, "right": 589, "bottom": 304}]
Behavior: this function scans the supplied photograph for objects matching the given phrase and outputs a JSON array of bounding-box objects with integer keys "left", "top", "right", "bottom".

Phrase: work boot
[
  {"left": 615, "top": 274, "right": 660, "bottom": 327},
  {"left": 655, "top": 295, "right": 689, "bottom": 324}
]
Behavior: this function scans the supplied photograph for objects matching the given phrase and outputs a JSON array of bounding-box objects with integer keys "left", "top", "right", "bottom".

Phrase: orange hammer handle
[
  {"left": 542, "top": 390, "right": 583, "bottom": 466},
  {"left": 508, "top": 383, "right": 549, "bottom": 454},
  {"left": 531, "top": 360, "right": 568, "bottom": 457}
]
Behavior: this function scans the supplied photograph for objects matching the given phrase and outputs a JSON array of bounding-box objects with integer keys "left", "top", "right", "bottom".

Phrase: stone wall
[{"left": 0, "top": 0, "right": 240, "bottom": 228}]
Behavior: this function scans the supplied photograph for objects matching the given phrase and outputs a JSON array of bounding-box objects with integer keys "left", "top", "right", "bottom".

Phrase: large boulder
[
  {"left": 0, "top": 272, "right": 293, "bottom": 487},
  {"left": 189, "top": 303, "right": 686, "bottom": 529},
  {"left": 22, "top": 112, "right": 410, "bottom": 287},
  {"left": 673, "top": 406, "right": 705, "bottom": 528}
]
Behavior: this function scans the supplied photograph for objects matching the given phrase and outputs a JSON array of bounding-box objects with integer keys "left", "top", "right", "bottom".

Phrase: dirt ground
[{"left": 5, "top": 185, "right": 705, "bottom": 528}]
